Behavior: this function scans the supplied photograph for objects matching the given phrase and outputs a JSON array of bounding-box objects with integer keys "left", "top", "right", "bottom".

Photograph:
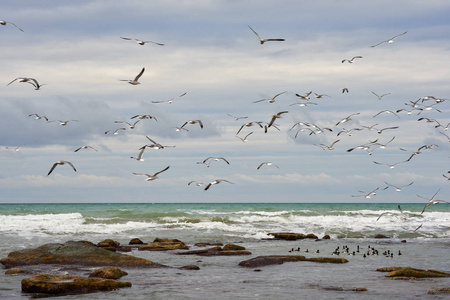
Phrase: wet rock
[
  {"left": 97, "top": 239, "right": 120, "bottom": 248},
  {"left": 89, "top": 267, "right": 128, "bottom": 279},
  {"left": 138, "top": 238, "right": 189, "bottom": 251},
  {"left": 238, "top": 255, "right": 306, "bottom": 268},
  {"left": 376, "top": 266, "right": 406, "bottom": 272},
  {"left": 177, "top": 246, "right": 251, "bottom": 256},
  {"left": 374, "top": 234, "right": 389, "bottom": 239},
  {"left": 5, "top": 268, "right": 31, "bottom": 275},
  {"left": 21, "top": 273, "right": 131, "bottom": 295},
  {"left": 0, "top": 241, "right": 161, "bottom": 269},
  {"left": 267, "top": 233, "right": 306, "bottom": 240},
  {"left": 384, "top": 267, "right": 450, "bottom": 278},
  {"left": 305, "top": 257, "right": 348, "bottom": 264},
  {"left": 305, "top": 233, "right": 318, "bottom": 239},
  {"left": 194, "top": 242, "right": 223, "bottom": 247},
  {"left": 178, "top": 265, "right": 200, "bottom": 270},
  {"left": 322, "top": 235, "right": 331, "bottom": 239},
  {"left": 428, "top": 287, "right": 450, "bottom": 295},
  {"left": 223, "top": 244, "right": 246, "bottom": 251},
  {"left": 129, "top": 238, "right": 145, "bottom": 245}
]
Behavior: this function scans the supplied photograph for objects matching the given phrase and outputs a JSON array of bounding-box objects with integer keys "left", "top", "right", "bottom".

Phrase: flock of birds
[{"left": 1, "top": 20, "right": 448, "bottom": 223}]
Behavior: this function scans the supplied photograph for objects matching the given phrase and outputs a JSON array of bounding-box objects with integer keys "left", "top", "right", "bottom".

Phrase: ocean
[{"left": 0, "top": 203, "right": 449, "bottom": 299}]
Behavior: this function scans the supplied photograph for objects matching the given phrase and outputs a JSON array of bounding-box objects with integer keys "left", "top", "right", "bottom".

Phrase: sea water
[{"left": 0, "top": 203, "right": 448, "bottom": 299}]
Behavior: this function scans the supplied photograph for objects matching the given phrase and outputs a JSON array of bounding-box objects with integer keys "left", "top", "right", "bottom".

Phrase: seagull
[
  {"left": 227, "top": 114, "right": 248, "bottom": 121},
  {"left": 248, "top": 25, "right": 285, "bottom": 44},
  {"left": 151, "top": 92, "right": 187, "bottom": 104},
  {"left": 47, "top": 161, "right": 77, "bottom": 176},
  {"left": 105, "top": 128, "right": 126, "bottom": 135},
  {"left": 384, "top": 181, "right": 413, "bottom": 192},
  {"left": 7, "top": 77, "right": 45, "bottom": 90},
  {"left": 373, "top": 160, "right": 407, "bottom": 169},
  {"left": 172, "top": 127, "right": 189, "bottom": 132},
  {"left": 130, "top": 114, "right": 157, "bottom": 121},
  {"left": 141, "top": 136, "right": 175, "bottom": 150},
  {"left": 28, "top": 114, "right": 49, "bottom": 121},
  {"left": 204, "top": 179, "right": 234, "bottom": 191},
  {"left": 373, "top": 126, "right": 399, "bottom": 134},
  {"left": 418, "top": 189, "right": 449, "bottom": 214},
  {"left": 373, "top": 110, "right": 400, "bottom": 118},
  {"left": 351, "top": 187, "right": 379, "bottom": 199},
  {"left": 341, "top": 56, "right": 362, "bottom": 63},
  {"left": 236, "top": 132, "right": 253, "bottom": 142},
  {"left": 289, "top": 102, "right": 318, "bottom": 107},
  {"left": 439, "top": 131, "right": 450, "bottom": 142},
  {"left": 253, "top": 91, "right": 287, "bottom": 103},
  {"left": 181, "top": 120, "right": 203, "bottom": 129},
  {"left": 314, "top": 93, "right": 331, "bottom": 99},
  {"left": 5, "top": 146, "right": 21, "bottom": 151},
  {"left": 371, "top": 92, "right": 391, "bottom": 100},
  {"left": 74, "top": 146, "right": 98, "bottom": 152},
  {"left": 376, "top": 212, "right": 399, "bottom": 222},
  {"left": 115, "top": 120, "right": 140, "bottom": 129},
  {"left": 342, "top": 88, "right": 349, "bottom": 93},
  {"left": 268, "top": 111, "right": 288, "bottom": 127},
  {"left": 119, "top": 67, "right": 145, "bottom": 85},
  {"left": 130, "top": 147, "right": 146, "bottom": 161},
  {"left": 396, "top": 108, "right": 423, "bottom": 115},
  {"left": 295, "top": 91, "right": 313, "bottom": 100},
  {"left": 370, "top": 31, "right": 407, "bottom": 48},
  {"left": 336, "top": 128, "right": 363, "bottom": 137},
  {"left": 0, "top": 20, "right": 24, "bottom": 31},
  {"left": 120, "top": 37, "right": 164, "bottom": 46},
  {"left": 199, "top": 157, "right": 230, "bottom": 167},
  {"left": 49, "top": 120, "right": 79, "bottom": 126},
  {"left": 133, "top": 166, "right": 170, "bottom": 181},
  {"left": 236, "top": 121, "right": 263, "bottom": 135},
  {"left": 335, "top": 113, "right": 360, "bottom": 126},
  {"left": 188, "top": 181, "right": 204, "bottom": 186},
  {"left": 257, "top": 162, "right": 279, "bottom": 170},
  {"left": 314, "top": 139, "right": 340, "bottom": 150}
]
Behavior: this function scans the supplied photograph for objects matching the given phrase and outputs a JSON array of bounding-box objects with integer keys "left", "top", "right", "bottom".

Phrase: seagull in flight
[
  {"left": 314, "top": 139, "right": 340, "bottom": 150},
  {"left": 181, "top": 120, "right": 203, "bottom": 129},
  {"left": 371, "top": 92, "right": 391, "bottom": 100},
  {"left": 257, "top": 162, "right": 279, "bottom": 170},
  {"left": 236, "top": 132, "right": 253, "bottom": 142},
  {"left": 28, "top": 114, "right": 49, "bottom": 121},
  {"left": 0, "top": 20, "right": 24, "bottom": 31},
  {"left": 105, "top": 128, "right": 126, "bottom": 135},
  {"left": 115, "top": 120, "right": 140, "bottom": 129},
  {"left": 335, "top": 113, "right": 360, "bottom": 126},
  {"left": 188, "top": 181, "right": 204, "bottom": 186},
  {"left": 253, "top": 91, "right": 287, "bottom": 103},
  {"left": 130, "top": 114, "right": 157, "bottom": 121},
  {"left": 47, "top": 161, "right": 77, "bottom": 176},
  {"left": 248, "top": 25, "right": 285, "bottom": 45},
  {"left": 417, "top": 188, "right": 449, "bottom": 214},
  {"left": 384, "top": 181, "right": 413, "bottom": 192},
  {"left": 74, "top": 146, "right": 98, "bottom": 152},
  {"left": 370, "top": 31, "right": 407, "bottom": 48},
  {"left": 227, "top": 114, "right": 248, "bottom": 121},
  {"left": 351, "top": 187, "right": 380, "bottom": 199},
  {"left": 151, "top": 92, "right": 187, "bottom": 104},
  {"left": 198, "top": 157, "right": 230, "bottom": 167},
  {"left": 133, "top": 166, "right": 170, "bottom": 181},
  {"left": 268, "top": 111, "right": 288, "bottom": 128},
  {"left": 341, "top": 56, "right": 362, "bottom": 63},
  {"left": 120, "top": 37, "right": 164, "bottom": 46},
  {"left": 130, "top": 147, "right": 147, "bottom": 161},
  {"left": 7, "top": 77, "right": 45, "bottom": 90},
  {"left": 373, "top": 110, "right": 400, "bottom": 118},
  {"left": 237, "top": 121, "right": 263, "bottom": 135},
  {"left": 373, "top": 160, "right": 407, "bottom": 169},
  {"left": 119, "top": 67, "right": 145, "bottom": 85},
  {"left": 49, "top": 120, "right": 79, "bottom": 126},
  {"left": 204, "top": 179, "right": 234, "bottom": 191}
]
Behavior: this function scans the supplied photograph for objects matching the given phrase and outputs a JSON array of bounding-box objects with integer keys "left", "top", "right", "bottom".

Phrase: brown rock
[
  {"left": 215, "top": 250, "right": 252, "bottom": 256},
  {"left": 5, "top": 268, "right": 30, "bottom": 275},
  {"left": 267, "top": 233, "right": 306, "bottom": 240},
  {"left": 97, "top": 239, "right": 120, "bottom": 248},
  {"left": 322, "top": 235, "right": 331, "bottom": 239},
  {"left": 177, "top": 246, "right": 251, "bottom": 256},
  {"left": 374, "top": 234, "right": 389, "bottom": 239},
  {"left": 305, "top": 257, "right": 349, "bottom": 264},
  {"left": 0, "top": 241, "right": 160, "bottom": 269},
  {"left": 138, "top": 238, "right": 189, "bottom": 251},
  {"left": 376, "top": 266, "right": 407, "bottom": 272},
  {"left": 223, "top": 244, "right": 246, "bottom": 251},
  {"left": 428, "top": 287, "right": 450, "bottom": 295},
  {"left": 21, "top": 273, "right": 131, "bottom": 295},
  {"left": 305, "top": 233, "right": 318, "bottom": 239},
  {"left": 194, "top": 242, "right": 223, "bottom": 247},
  {"left": 129, "top": 238, "right": 144, "bottom": 245},
  {"left": 385, "top": 267, "right": 450, "bottom": 278},
  {"left": 178, "top": 265, "right": 200, "bottom": 270},
  {"left": 239, "top": 255, "right": 306, "bottom": 268},
  {"left": 89, "top": 267, "right": 128, "bottom": 279}
]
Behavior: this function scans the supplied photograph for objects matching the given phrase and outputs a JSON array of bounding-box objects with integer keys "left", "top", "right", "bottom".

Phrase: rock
[
  {"left": 215, "top": 250, "right": 252, "bottom": 256},
  {"left": 0, "top": 241, "right": 162, "bottom": 269},
  {"left": 21, "top": 273, "right": 131, "bottom": 295},
  {"left": 322, "top": 235, "right": 331, "bottom": 239},
  {"left": 305, "top": 257, "right": 349, "bottom": 264},
  {"left": 223, "top": 244, "right": 246, "bottom": 251},
  {"left": 305, "top": 233, "right": 318, "bottom": 239},
  {"left": 177, "top": 246, "right": 251, "bottom": 256},
  {"left": 89, "top": 267, "right": 128, "bottom": 279},
  {"left": 384, "top": 267, "right": 450, "bottom": 278},
  {"left": 428, "top": 287, "right": 450, "bottom": 295},
  {"left": 194, "top": 242, "right": 223, "bottom": 247},
  {"left": 97, "top": 239, "right": 120, "bottom": 248},
  {"left": 238, "top": 255, "right": 306, "bottom": 268},
  {"left": 138, "top": 238, "right": 189, "bottom": 251},
  {"left": 267, "top": 233, "right": 306, "bottom": 240},
  {"left": 351, "top": 288, "right": 368, "bottom": 292},
  {"left": 374, "top": 234, "right": 389, "bottom": 239},
  {"left": 376, "top": 266, "right": 407, "bottom": 272},
  {"left": 178, "top": 265, "right": 200, "bottom": 270},
  {"left": 129, "top": 238, "right": 144, "bottom": 245},
  {"left": 5, "top": 268, "right": 31, "bottom": 275}
]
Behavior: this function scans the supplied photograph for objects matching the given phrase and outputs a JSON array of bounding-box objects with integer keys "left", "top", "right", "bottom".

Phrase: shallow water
[{"left": 0, "top": 203, "right": 448, "bottom": 299}]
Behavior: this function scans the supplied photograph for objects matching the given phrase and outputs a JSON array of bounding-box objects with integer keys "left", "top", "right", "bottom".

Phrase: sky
[{"left": 0, "top": 0, "right": 449, "bottom": 203}]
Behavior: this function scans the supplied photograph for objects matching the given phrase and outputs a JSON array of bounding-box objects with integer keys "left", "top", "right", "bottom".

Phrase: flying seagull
[
  {"left": 130, "top": 114, "right": 157, "bottom": 121},
  {"left": 181, "top": 120, "right": 203, "bottom": 129},
  {"left": 371, "top": 92, "right": 391, "bottom": 100},
  {"left": 253, "top": 91, "right": 287, "bottom": 103},
  {"left": 204, "top": 179, "right": 234, "bottom": 191},
  {"left": 227, "top": 114, "right": 248, "bottom": 121},
  {"left": 119, "top": 67, "right": 145, "bottom": 85},
  {"left": 384, "top": 181, "right": 413, "bottom": 192},
  {"left": 115, "top": 120, "right": 140, "bottom": 129},
  {"left": 7, "top": 77, "right": 45, "bottom": 90},
  {"left": 0, "top": 20, "right": 23, "bottom": 31},
  {"left": 248, "top": 25, "right": 285, "bottom": 45},
  {"left": 236, "top": 121, "right": 263, "bottom": 135},
  {"left": 351, "top": 187, "right": 380, "bottom": 199},
  {"left": 74, "top": 146, "right": 98, "bottom": 152},
  {"left": 418, "top": 189, "right": 449, "bottom": 214},
  {"left": 268, "top": 111, "right": 288, "bottom": 128},
  {"left": 257, "top": 162, "right": 279, "bottom": 170},
  {"left": 335, "top": 113, "right": 360, "bottom": 126},
  {"left": 133, "top": 166, "right": 170, "bottom": 181},
  {"left": 151, "top": 92, "right": 187, "bottom": 104},
  {"left": 47, "top": 161, "right": 77, "bottom": 176},
  {"left": 105, "top": 128, "right": 126, "bottom": 135},
  {"left": 130, "top": 147, "right": 146, "bottom": 161},
  {"left": 370, "top": 31, "right": 407, "bottom": 48},
  {"left": 236, "top": 132, "right": 253, "bottom": 142},
  {"left": 120, "top": 37, "right": 164, "bottom": 46},
  {"left": 373, "top": 160, "right": 407, "bottom": 169},
  {"left": 341, "top": 56, "right": 362, "bottom": 63},
  {"left": 28, "top": 114, "right": 49, "bottom": 121},
  {"left": 314, "top": 139, "right": 340, "bottom": 150}
]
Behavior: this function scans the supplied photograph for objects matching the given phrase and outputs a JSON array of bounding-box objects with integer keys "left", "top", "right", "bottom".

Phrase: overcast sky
[{"left": 1, "top": 0, "right": 449, "bottom": 203}]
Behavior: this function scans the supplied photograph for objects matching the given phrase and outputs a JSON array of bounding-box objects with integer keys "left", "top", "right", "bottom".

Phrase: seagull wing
[
  {"left": 47, "top": 163, "right": 59, "bottom": 176},
  {"left": 63, "top": 161, "right": 77, "bottom": 172},
  {"left": 134, "top": 68, "right": 145, "bottom": 81},
  {"left": 153, "top": 165, "right": 170, "bottom": 176},
  {"left": 248, "top": 25, "right": 261, "bottom": 39},
  {"left": 120, "top": 37, "right": 133, "bottom": 40}
]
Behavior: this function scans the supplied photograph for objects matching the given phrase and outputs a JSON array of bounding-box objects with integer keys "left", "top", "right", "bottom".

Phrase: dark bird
[{"left": 47, "top": 161, "right": 77, "bottom": 176}]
